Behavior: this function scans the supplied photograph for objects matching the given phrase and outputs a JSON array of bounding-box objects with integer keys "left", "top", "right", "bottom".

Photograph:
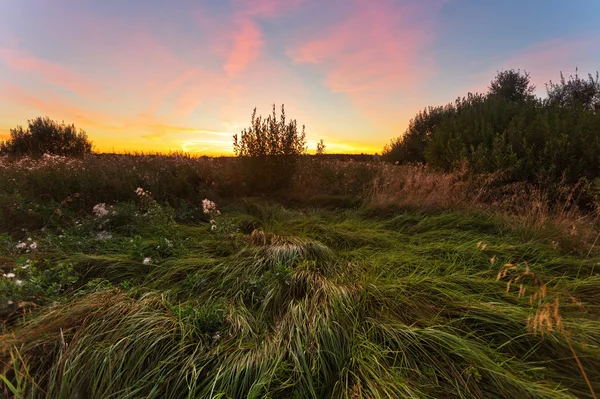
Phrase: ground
[{"left": 1, "top": 197, "right": 599, "bottom": 398}]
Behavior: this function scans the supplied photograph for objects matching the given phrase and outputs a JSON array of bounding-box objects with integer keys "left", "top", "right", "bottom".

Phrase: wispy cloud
[
  {"left": 224, "top": 19, "right": 263, "bottom": 79},
  {"left": 0, "top": 47, "right": 104, "bottom": 101},
  {"left": 287, "top": 0, "right": 442, "bottom": 125}
]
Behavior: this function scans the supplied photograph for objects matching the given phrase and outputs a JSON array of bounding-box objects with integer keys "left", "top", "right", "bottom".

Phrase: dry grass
[{"left": 364, "top": 163, "right": 600, "bottom": 253}]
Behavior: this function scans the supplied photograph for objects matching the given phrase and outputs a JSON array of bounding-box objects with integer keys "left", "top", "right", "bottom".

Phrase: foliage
[
  {"left": 488, "top": 69, "right": 536, "bottom": 102},
  {"left": 382, "top": 104, "right": 452, "bottom": 163},
  {"left": 233, "top": 104, "right": 307, "bottom": 191},
  {"left": 424, "top": 95, "right": 600, "bottom": 187},
  {"left": 384, "top": 68, "right": 600, "bottom": 191},
  {"left": 546, "top": 68, "right": 600, "bottom": 110},
  {"left": 316, "top": 139, "right": 326, "bottom": 155},
  {"left": 1, "top": 258, "right": 79, "bottom": 310},
  {"left": 0, "top": 116, "right": 93, "bottom": 157}
]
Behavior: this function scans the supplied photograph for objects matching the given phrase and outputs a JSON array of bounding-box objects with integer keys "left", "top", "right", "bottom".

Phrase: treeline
[{"left": 383, "top": 69, "right": 600, "bottom": 188}]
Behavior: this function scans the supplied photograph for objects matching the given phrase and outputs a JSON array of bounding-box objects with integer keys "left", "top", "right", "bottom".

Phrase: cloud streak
[
  {"left": 287, "top": 0, "right": 442, "bottom": 125},
  {"left": 0, "top": 47, "right": 103, "bottom": 101},
  {"left": 224, "top": 19, "right": 263, "bottom": 79}
]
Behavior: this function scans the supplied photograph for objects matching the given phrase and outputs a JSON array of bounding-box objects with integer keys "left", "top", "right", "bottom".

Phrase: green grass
[{"left": 1, "top": 195, "right": 599, "bottom": 398}]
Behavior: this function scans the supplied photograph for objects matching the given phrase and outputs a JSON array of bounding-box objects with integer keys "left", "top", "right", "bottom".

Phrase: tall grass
[{"left": 1, "top": 188, "right": 599, "bottom": 398}]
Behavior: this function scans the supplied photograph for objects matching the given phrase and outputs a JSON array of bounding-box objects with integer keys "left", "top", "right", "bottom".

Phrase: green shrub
[
  {"left": 488, "top": 69, "right": 536, "bottom": 102},
  {"left": 382, "top": 104, "right": 452, "bottom": 163},
  {"left": 233, "top": 104, "right": 307, "bottom": 192},
  {"left": 424, "top": 96, "right": 600, "bottom": 187},
  {"left": 384, "top": 68, "right": 600, "bottom": 192},
  {"left": 0, "top": 117, "right": 92, "bottom": 157},
  {"left": 546, "top": 68, "right": 600, "bottom": 110}
]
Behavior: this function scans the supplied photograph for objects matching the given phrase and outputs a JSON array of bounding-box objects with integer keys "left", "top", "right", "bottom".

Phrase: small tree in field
[
  {"left": 233, "top": 104, "right": 306, "bottom": 191},
  {"left": 488, "top": 69, "right": 536, "bottom": 102},
  {"left": 0, "top": 117, "right": 92, "bottom": 157}
]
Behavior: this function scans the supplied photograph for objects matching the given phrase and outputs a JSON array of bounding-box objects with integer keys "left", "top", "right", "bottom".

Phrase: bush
[
  {"left": 546, "top": 68, "right": 600, "bottom": 110},
  {"left": 382, "top": 104, "right": 453, "bottom": 163},
  {"left": 0, "top": 117, "right": 92, "bottom": 157},
  {"left": 384, "top": 68, "right": 600, "bottom": 192},
  {"left": 488, "top": 69, "right": 535, "bottom": 102},
  {"left": 233, "top": 104, "right": 307, "bottom": 192},
  {"left": 424, "top": 95, "right": 600, "bottom": 186}
]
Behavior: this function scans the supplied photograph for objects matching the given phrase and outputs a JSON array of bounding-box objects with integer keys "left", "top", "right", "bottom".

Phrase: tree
[
  {"left": 382, "top": 103, "right": 458, "bottom": 163},
  {"left": 545, "top": 68, "right": 600, "bottom": 110},
  {"left": 233, "top": 104, "right": 306, "bottom": 191},
  {"left": 488, "top": 69, "right": 536, "bottom": 102},
  {"left": 0, "top": 117, "right": 92, "bottom": 156}
]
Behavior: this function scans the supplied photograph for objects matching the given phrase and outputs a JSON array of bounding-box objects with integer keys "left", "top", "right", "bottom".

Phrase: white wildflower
[
  {"left": 29, "top": 242, "right": 38, "bottom": 251},
  {"left": 211, "top": 225, "right": 217, "bottom": 231},
  {"left": 143, "top": 257, "right": 152, "bottom": 265},
  {"left": 4, "top": 273, "right": 15, "bottom": 278},
  {"left": 15, "top": 242, "right": 27, "bottom": 250},
  {"left": 15, "top": 280, "right": 23, "bottom": 286},
  {"left": 95, "top": 231, "right": 113, "bottom": 240},
  {"left": 93, "top": 203, "right": 110, "bottom": 218}
]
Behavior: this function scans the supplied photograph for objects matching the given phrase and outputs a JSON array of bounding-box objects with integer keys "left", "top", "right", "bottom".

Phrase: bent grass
[{"left": 0, "top": 156, "right": 599, "bottom": 398}]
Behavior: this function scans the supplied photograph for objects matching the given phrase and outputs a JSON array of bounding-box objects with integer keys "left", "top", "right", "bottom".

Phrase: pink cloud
[
  {"left": 232, "top": 0, "right": 305, "bottom": 18},
  {"left": 0, "top": 47, "right": 104, "bottom": 101},
  {"left": 287, "top": 0, "right": 441, "bottom": 123},
  {"left": 218, "top": 0, "right": 306, "bottom": 79},
  {"left": 224, "top": 19, "right": 263, "bottom": 79}
]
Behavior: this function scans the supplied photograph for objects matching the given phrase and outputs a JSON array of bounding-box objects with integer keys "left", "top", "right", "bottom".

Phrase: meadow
[{"left": 0, "top": 153, "right": 599, "bottom": 398}]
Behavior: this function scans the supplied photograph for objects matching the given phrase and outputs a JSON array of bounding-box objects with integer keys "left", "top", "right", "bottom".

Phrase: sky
[{"left": 1, "top": 0, "right": 599, "bottom": 155}]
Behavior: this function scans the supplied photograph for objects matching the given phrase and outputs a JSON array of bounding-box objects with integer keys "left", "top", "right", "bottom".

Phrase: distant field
[{"left": 1, "top": 155, "right": 599, "bottom": 398}]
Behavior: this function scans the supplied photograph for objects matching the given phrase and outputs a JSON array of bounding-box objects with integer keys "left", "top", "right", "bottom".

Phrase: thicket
[
  {"left": 383, "top": 69, "right": 600, "bottom": 190},
  {"left": 0, "top": 117, "right": 92, "bottom": 157},
  {"left": 233, "top": 104, "right": 306, "bottom": 192}
]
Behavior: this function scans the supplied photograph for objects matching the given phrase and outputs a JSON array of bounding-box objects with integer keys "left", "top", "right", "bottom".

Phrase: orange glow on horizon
[{"left": 1, "top": 1, "right": 598, "bottom": 157}]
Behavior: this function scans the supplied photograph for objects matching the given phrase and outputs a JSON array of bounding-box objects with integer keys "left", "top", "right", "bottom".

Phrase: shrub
[
  {"left": 316, "top": 139, "right": 326, "bottom": 155},
  {"left": 382, "top": 104, "right": 453, "bottom": 163},
  {"left": 233, "top": 104, "right": 307, "bottom": 192},
  {"left": 0, "top": 117, "right": 93, "bottom": 157},
  {"left": 424, "top": 95, "right": 600, "bottom": 187},
  {"left": 546, "top": 68, "right": 600, "bottom": 110},
  {"left": 488, "top": 69, "right": 536, "bottom": 102},
  {"left": 384, "top": 68, "right": 600, "bottom": 192}
]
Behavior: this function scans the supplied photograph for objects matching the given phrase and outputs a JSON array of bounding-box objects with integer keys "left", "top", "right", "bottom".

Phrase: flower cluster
[
  {"left": 15, "top": 238, "right": 38, "bottom": 253},
  {"left": 135, "top": 187, "right": 150, "bottom": 197},
  {"left": 93, "top": 203, "right": 109, "bottom": 217},
  {"left": 2, "top": 270, "right": 23, "bottom": 287},
  {"left": 202, "top": 198, "right": 221, "bottom": 231},
  {"left": 202, "top": 199, "right": 219, "bottom": 215},
  {"left": 92, "top": 203, "right": 117, "bottom": 218}
]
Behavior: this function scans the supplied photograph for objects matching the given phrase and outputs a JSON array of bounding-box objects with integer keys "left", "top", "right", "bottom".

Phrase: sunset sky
[{"left": 1, "top": 0, "right": 599, "bottom": 155}]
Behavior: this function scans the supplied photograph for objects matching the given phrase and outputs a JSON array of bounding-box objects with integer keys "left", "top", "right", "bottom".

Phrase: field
[{"left": 1, "top": 154, "right": 599, "bottom": 398}]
